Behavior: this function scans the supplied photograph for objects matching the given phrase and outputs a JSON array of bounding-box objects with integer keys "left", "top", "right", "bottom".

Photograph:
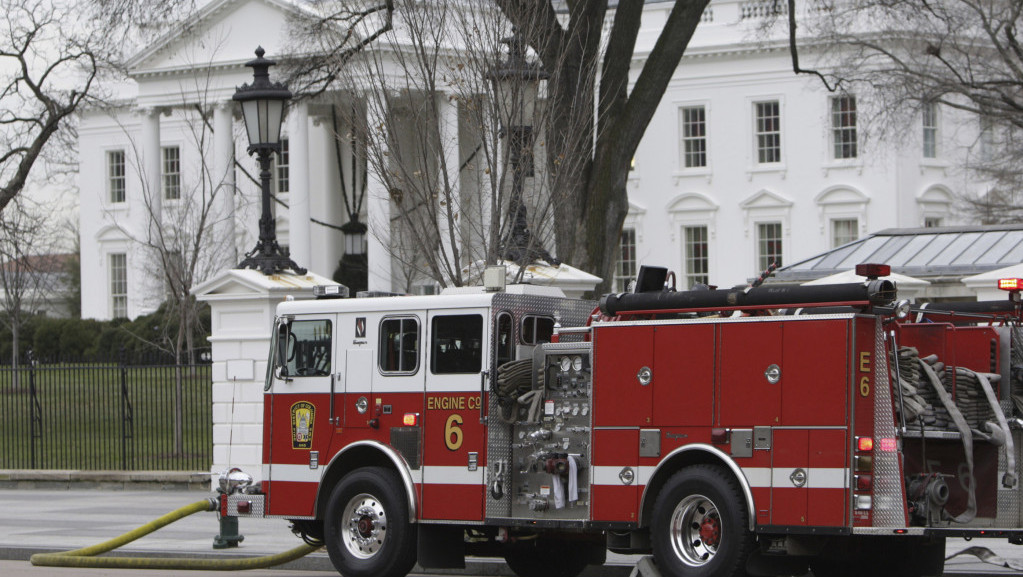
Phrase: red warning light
[
  {"left": 857, "top": 437, "right": 874, "bottom": 452},
  {"left": 856, "top": 263, "right": 891, "bottom": 278},
  {"left": 403, "top": 413, "right": 418, "bottom": 426},
  {"left": 999, "top": 278, "right": 1023, "bottom": 291}
]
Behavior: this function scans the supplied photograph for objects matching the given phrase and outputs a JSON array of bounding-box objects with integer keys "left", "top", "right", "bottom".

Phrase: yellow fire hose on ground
[{"left": 29, "top": 498, "right": 322, "bottom": 570}]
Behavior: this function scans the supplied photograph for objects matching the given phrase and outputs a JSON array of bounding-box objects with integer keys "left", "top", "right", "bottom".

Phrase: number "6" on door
[{"left": 444, "top": 414, "right": 463, "bottom": 451}]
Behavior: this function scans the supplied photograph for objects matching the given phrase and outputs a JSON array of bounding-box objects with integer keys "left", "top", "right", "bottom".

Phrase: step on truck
[{"left": 220, "top": 263, "right": 1023, "bottom": 577}]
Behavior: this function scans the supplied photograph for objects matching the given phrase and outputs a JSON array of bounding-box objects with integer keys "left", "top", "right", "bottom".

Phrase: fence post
[
  {"left": 119, "top": 347, "right": 135, "bottom": 471},
  {"left": 27, "top": 350, "right": 41, "bottom": 469}
]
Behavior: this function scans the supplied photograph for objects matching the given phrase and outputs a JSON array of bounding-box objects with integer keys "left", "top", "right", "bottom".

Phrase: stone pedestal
[{"left": 194, "top": 269, "right": 337, "bottom": 482}]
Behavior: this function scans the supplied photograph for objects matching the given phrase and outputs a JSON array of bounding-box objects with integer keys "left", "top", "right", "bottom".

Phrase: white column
[
  {"left": 140, "top": 108, "right": 162, "bottom": 241},
  {"left": 366, "top": 95, "right": 393, "bottom": 292},
  {"left": 288, "top": 101, "right": 311, "bottom": 271},
  {"left": 213, "top": 101, "right": 237, "bottom": 263},
  {"left": 437, "top": 93, "right": 462, "bottom": 284}
]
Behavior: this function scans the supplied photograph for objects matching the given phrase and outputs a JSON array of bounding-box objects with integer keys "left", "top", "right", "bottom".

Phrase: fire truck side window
[
  {"left": 284, "top": 319, "right": 332, "bottom": 377},
  {"left": 521, "top": 315, "right": 555, "bottom": 345},
  {"left": 379, "top": 317, "right": 419, "bottom": 374},
  {"left": 432, "top": 314, "right": 483, "bottom": 374},
  {"left": 496, "top": 312, "right": 513, "bottom": 365}
]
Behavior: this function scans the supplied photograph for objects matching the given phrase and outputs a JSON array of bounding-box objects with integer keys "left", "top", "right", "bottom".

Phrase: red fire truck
[{"left": 221, "top": 263, "right": 1023, "bottom": 577}]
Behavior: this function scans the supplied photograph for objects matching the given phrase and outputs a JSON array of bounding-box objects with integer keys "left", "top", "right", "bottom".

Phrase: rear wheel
[
  {"left": 651, "top": 465, "right": 752, "bottom": 577},
  {"left": 324, "top": 467, "right": 416, "bottom": 577}
]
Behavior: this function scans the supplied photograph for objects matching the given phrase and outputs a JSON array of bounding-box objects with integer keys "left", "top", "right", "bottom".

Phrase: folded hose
[{"left": 30, "top": 498, "right": 321, "bottom": 570}]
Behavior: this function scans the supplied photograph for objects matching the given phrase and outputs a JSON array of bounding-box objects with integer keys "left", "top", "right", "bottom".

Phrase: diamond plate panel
[
  {"left": 485, "top": 294, "right": 595, "bottom": 521},
  {"left": 873, "top": 320, "right": 905, "bottom": 527},
  {"left": 226, "top": 494, "right": 265, "bottom": 517}
]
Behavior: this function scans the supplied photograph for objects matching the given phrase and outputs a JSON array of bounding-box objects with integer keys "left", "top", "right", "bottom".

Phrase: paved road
[{"left": 0, "top": 488, "right": 1022, "bottom": 576}]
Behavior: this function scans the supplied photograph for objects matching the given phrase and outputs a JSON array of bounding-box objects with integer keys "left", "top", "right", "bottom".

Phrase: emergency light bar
[
  {"left": 314, "top": 284, "right": 350, "bottom": 299},
  {"left": 998, "top": 278, "right": 1023, "bottom": 291}
]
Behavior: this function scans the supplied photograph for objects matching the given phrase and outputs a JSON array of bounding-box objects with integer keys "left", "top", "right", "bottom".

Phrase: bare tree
[
  {"left": 287, "top": 1, "right": 711, "bottom": 293},
  {"left": 301, "top": 2, "right": 573, "bottom": 290},
  {"left": 502, "top": 1, "right": 711, "bottom": 293},
  {"left": 99, "top": 57, "right": 238, "bottom": 454},
  {"left": 0, "top": 0, "right": 102, "bottom": 214},
  {"left": 0, "top": 197, "right": 59, "bottom": 387},
  {"left": 786, "top": 0, "right": 1023, "bottom": 222}
]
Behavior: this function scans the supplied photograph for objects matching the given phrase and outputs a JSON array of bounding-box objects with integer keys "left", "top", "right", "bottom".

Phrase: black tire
[
  {"left": 503, "top": 538, "right": 592, "bottom": 577},
  {"left": 323, "top": 466, "right": 417, "bottom": 577},
  {"left": 651, "top": 465, "right": 753, "bottom": 577}
]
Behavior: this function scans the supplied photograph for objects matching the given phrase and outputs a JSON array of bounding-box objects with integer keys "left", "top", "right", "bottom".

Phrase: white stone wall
[{"left": 196, "top": 269, "right": 335, "bottom": 482}]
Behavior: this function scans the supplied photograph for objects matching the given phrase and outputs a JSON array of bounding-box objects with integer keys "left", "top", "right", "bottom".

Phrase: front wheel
[
  {"left": 651, "top": 465, "right": 752, "bottom": 577},
  {"left": 324, "top": 466, "right": 416, "bottom": 577}
]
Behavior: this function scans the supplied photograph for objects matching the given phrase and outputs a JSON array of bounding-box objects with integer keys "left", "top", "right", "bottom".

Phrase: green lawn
[{"left": 0, "top": 363, "right": 212, "bottom": 471}]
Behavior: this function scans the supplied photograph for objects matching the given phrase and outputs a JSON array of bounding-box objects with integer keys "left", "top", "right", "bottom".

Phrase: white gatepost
[{"left": 194, "top": 268, "right": 337, "bottom": 483}]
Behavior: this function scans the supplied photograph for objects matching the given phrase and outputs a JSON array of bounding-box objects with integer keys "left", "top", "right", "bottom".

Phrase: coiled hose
[{"left": 30, "top": 498, "right": 321, "bottom": 570}]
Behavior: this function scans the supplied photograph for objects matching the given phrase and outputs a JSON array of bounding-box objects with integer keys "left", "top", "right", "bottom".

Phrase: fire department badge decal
[{"left": 290, "top": 401, "right": 315, "bottom": 449}]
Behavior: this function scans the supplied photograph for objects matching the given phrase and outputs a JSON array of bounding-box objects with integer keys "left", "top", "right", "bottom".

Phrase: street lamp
[
  {"left": 341, "top": 219, "right": 367, "bottom": 256},
  {"left": 233, "top": 47, "right": 307, "bottom": 276},
  {"left": 488, "top": 29, "right": 558, "bottom": 266}
]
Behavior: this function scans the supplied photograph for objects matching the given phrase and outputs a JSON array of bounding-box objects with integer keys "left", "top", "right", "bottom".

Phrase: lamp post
[
  {"left": 233, "top": 47, "right": 307, "bottom": 276},
  {"left": 488, "top": 30, "right": 558, "bottom": 266}
]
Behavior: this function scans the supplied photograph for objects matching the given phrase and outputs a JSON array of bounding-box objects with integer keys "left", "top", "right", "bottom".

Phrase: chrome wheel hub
[
  {"left": 669, "top": 494, "right": 721, "bottom": 567},
  {"left": 341, "top": 492, "right": 386, "bottom": 559}
]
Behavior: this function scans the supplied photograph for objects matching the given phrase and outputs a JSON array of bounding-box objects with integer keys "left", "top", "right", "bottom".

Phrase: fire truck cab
[{"left": 222, "top": 264, "right": 1023, "bottom": 577}]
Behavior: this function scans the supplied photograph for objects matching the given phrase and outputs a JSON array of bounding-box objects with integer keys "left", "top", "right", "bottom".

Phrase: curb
[{"left": 0, "top": 470, "right": 210, "bottom": 491}]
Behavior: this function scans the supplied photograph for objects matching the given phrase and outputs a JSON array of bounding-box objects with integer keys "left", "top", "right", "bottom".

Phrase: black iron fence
[{"left": 0, "top": 356, "right": 212, "bottom": 471}]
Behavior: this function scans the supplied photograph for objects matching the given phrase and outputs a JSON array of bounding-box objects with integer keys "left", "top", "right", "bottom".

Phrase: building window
[
  {"left": 162, "top": 146, "right": 181, "bottom": 200},
  {"left": 108, "top": 150, "right": 126, "bottom": 203},
  {"left": 831, "top": 95, "right": 858, "bottom": 159},
  {"left": 680, "top": 106, "right": 707, "bottom": 168},
  {"left": 922, "top": 102, "right": 938, "bottom": 159},
  {"left": 615, "top": 228, "right": 637, "bottom": 292},
  {"left": 831, "top": 218, "right": 858, "bottom": 248},
  {"left": 756, "top": 222, "right": 783, "bottom": 272},
  {"left": 924, "top": 216, "right": 943, "bottom": 228},
  {"left": 276, "top": 138, "right": 290, "bottom": 193},
  {"left": 754, "top": 100, "right": 781, "bottom": 164},
  {"left": 683, "top": 225, "right": 709, "bottom": 288},
  {"left": 110, "top": 253, "right": 128, "bottom": 318}
]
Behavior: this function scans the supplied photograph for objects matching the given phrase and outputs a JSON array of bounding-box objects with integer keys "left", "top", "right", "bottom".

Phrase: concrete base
[{"left": 0, "top": 470, "right": 210, "bottom": 491}]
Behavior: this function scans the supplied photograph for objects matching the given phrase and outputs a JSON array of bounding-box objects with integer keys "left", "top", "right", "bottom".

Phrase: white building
[{"left": 78, "top": 0, "right": 978, "bottom": 321}]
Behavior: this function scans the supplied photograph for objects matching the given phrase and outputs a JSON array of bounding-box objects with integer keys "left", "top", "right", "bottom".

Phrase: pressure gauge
[
  {"left": 572, "top": 356, "right": 583, "bottom": 372},
  {"left": 559, "top": 356, "right": 572, "bottom": 372}
]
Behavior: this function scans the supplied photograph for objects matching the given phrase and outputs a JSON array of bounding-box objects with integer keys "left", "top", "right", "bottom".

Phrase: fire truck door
[
  {"left": 719, "top": 321, "right": 782, "bottom": 426},
  {"left": 592, "top": 325, "right": 654, "bottom": 426},
  {"left": 340, "top": 313, "right": 422, "bottom": 431},
  {"left": 266, "top": 316, "right": 335, "bottom": 517},
  {"left": 420, "top": 309, "right": 488, "bottom": 521}
]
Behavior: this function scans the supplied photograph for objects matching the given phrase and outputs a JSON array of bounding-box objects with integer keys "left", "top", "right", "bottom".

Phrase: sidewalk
[
  {"left": 0, "top": 478, "right": 634, "bottom": 576},
  {"left": 0, "top": 473, "right": 1022, "bottom": 576}
]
